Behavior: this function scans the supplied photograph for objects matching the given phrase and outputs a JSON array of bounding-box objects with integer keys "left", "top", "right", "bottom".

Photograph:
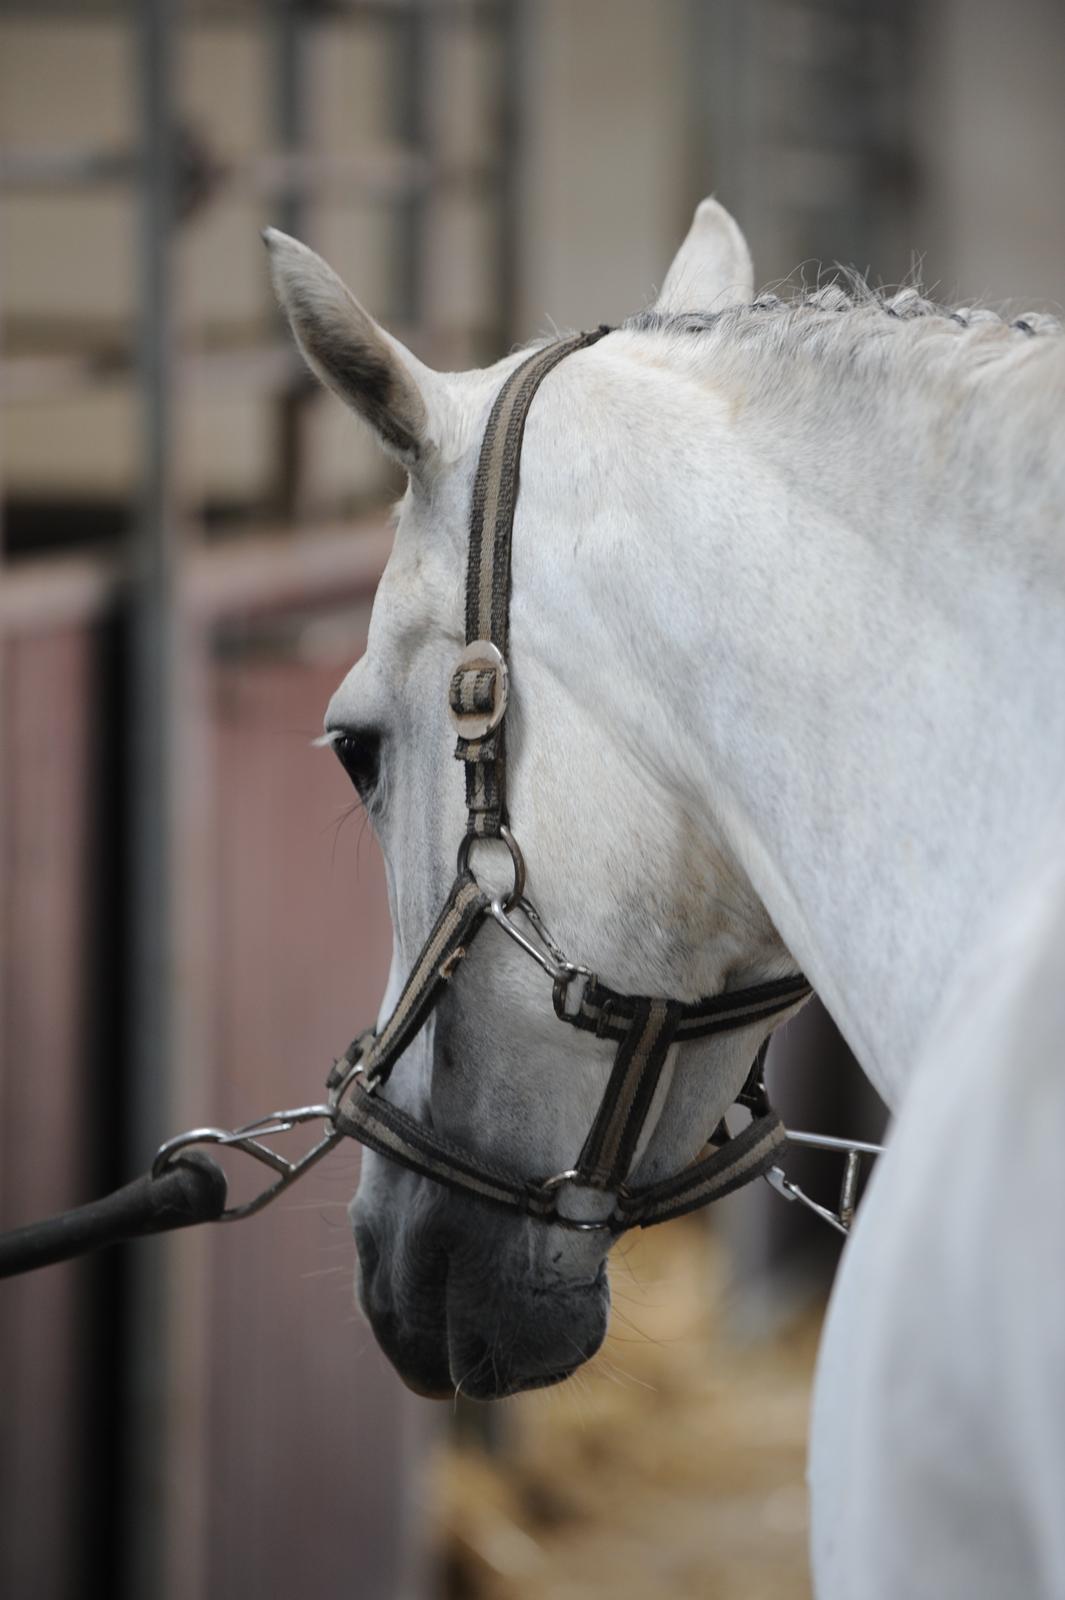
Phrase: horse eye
[{"left": 332, "top": 730, "right": 381, "bottom": 797}]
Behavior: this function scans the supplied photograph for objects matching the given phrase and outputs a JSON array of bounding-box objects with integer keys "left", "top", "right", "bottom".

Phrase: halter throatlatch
[{"left": 327, "top": 328, "right": 813, "bottom": 1231}]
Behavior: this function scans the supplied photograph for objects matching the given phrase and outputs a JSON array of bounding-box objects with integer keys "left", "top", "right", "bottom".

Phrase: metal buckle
[{"left": 448, "top": 639, "right": 509, "bottom": 740}]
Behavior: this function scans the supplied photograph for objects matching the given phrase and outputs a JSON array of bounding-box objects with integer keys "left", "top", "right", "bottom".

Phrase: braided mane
[{"left": 627, "top": 277, "right": 1064, "bottom": 343}]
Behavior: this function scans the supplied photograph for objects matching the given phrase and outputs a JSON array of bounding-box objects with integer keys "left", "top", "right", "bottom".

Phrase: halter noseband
[{"left": 326, "top": 329, "right": 812, "bottom": 1231}]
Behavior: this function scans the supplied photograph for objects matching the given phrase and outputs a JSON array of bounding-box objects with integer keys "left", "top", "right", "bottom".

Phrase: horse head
[{"left": 266, "top": 200, "right": 803, "bottom": 1399}]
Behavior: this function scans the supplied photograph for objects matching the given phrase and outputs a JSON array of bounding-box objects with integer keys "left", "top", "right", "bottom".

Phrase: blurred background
[{"left": 1, "top": 2, "right": 1062, "bottom": 1597}]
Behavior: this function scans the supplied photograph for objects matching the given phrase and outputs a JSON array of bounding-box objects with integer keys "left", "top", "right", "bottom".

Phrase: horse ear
[
  {"left": 264, "top": 227, "right": 437, "bottom": 471},
  {"left": 655, "top": 198, "right": 754, "bottom": 314}
]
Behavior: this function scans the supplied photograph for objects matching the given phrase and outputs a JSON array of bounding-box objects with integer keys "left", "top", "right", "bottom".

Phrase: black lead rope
[
  {"left": 0, "top": 1155, "right": 227, "bottom": 1279},
  {"left": 0, "top": 329, "right": 874, "bottom": 1279}
]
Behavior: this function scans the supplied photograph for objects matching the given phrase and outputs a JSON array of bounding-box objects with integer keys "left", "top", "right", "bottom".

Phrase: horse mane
[
  {"left": 613, "top": 274, "right": 1065, "bottom": 499},
  {"left": 627, "top": 273, "right": 1064, "bottom": 344},
  {"left": 621, "top": 276, "right": 1065, "bottom": 412}
]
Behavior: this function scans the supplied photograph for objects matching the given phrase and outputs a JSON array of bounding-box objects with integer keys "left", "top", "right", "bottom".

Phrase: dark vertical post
[
  {"left": 272, "top": 0, "right": 309, "bottom": 520},
  {"left": 496, "top": 0, "right": 525, "bottom": 351},
  {"left": 125, "top": 1, "right": 178, "bottom": 1593},
  {"left": 393, "top": 0, "right": 429, "bottom": 331}
]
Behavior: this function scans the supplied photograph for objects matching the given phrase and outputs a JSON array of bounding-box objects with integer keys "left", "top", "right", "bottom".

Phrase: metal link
[
  {"left": 486, "top": 895, "right": 593, "bottom": 1019},
  {"left": 764, "top": 1129, "right": 885, "bottom": 1236},
  {"left": 153, "top": 1105, "right": 344, "bottom": 1222},
  {"left": 457, "top": 823, "right": 526, "bottom": 910},
  {"left": 487, "top": 896, "right": 561, "bottom": 979},
  {"left": 535, "top": 1169, "right": 617, "bottom": 1231}
]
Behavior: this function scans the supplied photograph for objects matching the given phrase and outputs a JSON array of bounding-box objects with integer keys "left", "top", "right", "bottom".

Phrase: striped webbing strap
[
  {"left": 574, "top": 999, "right": 681, "bottom": 1190},
  {"left": 560, "top": 972, "right": 813, "bottom": 1043},
  {"left": 326, "top": 872, "right": 490, "bottom": 1100},
  {"left": 328, "top": 880, "right": 803, "bottom": 1229},
  {"left": 454, "top": 327, "right": 612, "bottom": 838},
  {"left": 334, "top": 1071, "right": 788, "bottom": 1231},
  {"left": 564, "top": 972, "right": 810, "bottom": 1196}
]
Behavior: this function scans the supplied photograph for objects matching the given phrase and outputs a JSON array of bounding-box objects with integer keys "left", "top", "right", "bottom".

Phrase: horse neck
[{"left": 551, "top": 321, "right": 1065, "bottom": 1105}]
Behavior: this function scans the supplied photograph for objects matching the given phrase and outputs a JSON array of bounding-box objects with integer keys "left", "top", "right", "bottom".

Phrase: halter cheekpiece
[{"left": 325, "top": 328, "right": 812, "bottom": 1231}]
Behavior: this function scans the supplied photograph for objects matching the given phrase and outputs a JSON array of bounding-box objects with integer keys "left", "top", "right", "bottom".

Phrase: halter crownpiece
[{"left": 327, "top": 328, "right": 814, "bottom": 1231}]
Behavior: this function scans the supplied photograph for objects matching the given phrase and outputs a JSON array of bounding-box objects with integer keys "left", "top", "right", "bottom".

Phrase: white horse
[{"left": 266, "top": 199, "right": 1065, "bottom": 1597}]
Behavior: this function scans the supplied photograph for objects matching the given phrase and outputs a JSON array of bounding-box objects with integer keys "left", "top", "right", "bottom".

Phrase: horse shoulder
[{"left": 809, "top": 810, "right": 1065, "bottom": 1598}]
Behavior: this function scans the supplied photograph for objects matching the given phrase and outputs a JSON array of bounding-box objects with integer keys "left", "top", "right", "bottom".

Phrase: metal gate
[{"left": 0, "top": 4, "right": 519, "bottom": 1595}]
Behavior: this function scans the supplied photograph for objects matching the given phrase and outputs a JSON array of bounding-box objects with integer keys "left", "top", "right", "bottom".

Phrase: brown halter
[{"left": 327, "top": 329, "right": 812, "bottom": 1231}]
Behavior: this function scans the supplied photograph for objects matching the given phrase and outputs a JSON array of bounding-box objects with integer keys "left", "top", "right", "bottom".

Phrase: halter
[
  {"left": 324, "top": 329, "right": 812, "bottom": 1231},
  {"left": 0, "top": 328, "right": 879, "bottom": 1282}
]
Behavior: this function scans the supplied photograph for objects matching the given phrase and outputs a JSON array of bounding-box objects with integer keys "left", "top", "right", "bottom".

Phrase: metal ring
[
  {"left": 329, "top": 1061, "right": 379, "bottom": 1106},
  {"left": 456, "top": 824, "right": 526, "bottom": 911},
  {"left": 552, "top": 1213, "right": 615, "bottom": 1233},
  {"left": 536, "top": 1170, "right": 616, "bottom": 1231},
  {"left": 539, "top": 1168, "right": 582, "bottom": 1193}
]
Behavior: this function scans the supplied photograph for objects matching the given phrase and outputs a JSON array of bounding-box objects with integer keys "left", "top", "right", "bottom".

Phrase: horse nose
[
  {"left": 448, "top": 1288, "right": 609, "bottom": 1399},
  {"left": 450, "top": 1333, "right": 588, "bottom": 1399}
]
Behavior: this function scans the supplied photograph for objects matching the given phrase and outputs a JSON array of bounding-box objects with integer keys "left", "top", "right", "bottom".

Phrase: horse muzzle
[{"left": 353, "top": 1203, "right": 610, "bottom": 1400}]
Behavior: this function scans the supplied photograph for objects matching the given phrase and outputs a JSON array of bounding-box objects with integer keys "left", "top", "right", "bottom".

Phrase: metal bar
[
  {"left": 123, "top": 3, "right": 179, "bottom": 1596},
  {"left": 392, "top": 0, "right": 430, "bottom": 329},
  {"left": 0, "top": 320, "right": 489, "bottom": 404},
  {"left": 0, "top": 343, "right": 297, "bottom": 405},
  {"left": 130, "top": 3, "right": 178, "bottom": 1156},
  {"left": 765, "top": 1168, "right": 850, "bottom": 1237},
  {"left": 0, "top": 555, "right": 121, "bottom": 635},
  {"left": 0, "top": 0, "right": 503, "bottom": 18},
  {"left": 0, "top": 148, "right": 137, "bottom": 188},
  {"left": 495, "top": 0, "right": 524, "bottom": 349},
  {"left": 240, "top": 148, "right": 499, "bottom": 197},
  {"left": 183, "top": 518, "right": 393, "bottom": 619},
  {"left": 0, "top": 144, "right": 499, "bottom": 198},
  {"left": 784, "top": 1129, "right": 885, "bottom": 1157},
  {"left": 271, "top": 0, "right": 310, "bottom": 521},
  {"left": 0, "top": 521, "right": 392, "bottom": 640},
  {"left": 0, "top": 329, "right": 475, "bottom": 401},
  {"left": 838, "top": 1149, "right": 862, "bottom": 1231}
]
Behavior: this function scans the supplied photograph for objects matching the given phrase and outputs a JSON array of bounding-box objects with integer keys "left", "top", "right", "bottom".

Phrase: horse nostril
[{"left": 353, "top": 1220, "right": 380, "bottom": 1286}]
